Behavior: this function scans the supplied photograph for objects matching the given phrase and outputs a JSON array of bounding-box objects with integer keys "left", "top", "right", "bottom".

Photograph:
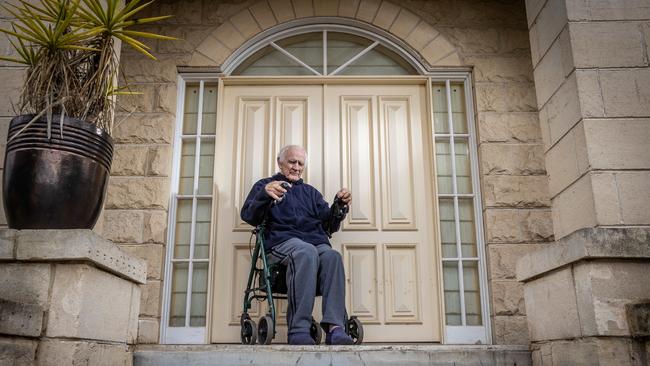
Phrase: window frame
[
  {"left": 161, "top": 75, "right": 221, "bottom": 344},
  {"left": 428, "top": 74, "right": 491, "bottom": 344},
  {"left": 222, "top": 23, "right": 428, "bottom": 76},
  {"left": 231, "top": 30, "right": 416, "bottom": 76}
]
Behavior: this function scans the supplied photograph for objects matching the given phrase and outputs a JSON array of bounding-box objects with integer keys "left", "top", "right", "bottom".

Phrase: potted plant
[{"left": 0, "top": 0, "right": 174, "bottom": 229}]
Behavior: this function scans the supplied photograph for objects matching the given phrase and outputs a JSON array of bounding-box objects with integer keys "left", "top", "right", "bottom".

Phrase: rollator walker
[{"left": 239, "top": 191, "right": 364, "bottom": 345}]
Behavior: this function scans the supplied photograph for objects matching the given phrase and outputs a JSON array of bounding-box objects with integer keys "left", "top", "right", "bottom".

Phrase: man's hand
[
  {"left": 265, "top": 181, "right": 291, "bottom": 200},
  {"left": 336, "top": 188, "right": 351, "bottom": 206}
]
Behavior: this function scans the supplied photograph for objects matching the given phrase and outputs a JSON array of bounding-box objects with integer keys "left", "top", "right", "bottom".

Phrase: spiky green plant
[{"left": 0, "top": 0, "right": 176, "bottom": 136}]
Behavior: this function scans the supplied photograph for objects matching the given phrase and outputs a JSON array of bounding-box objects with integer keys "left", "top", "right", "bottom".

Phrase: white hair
[{"left": 277, "top": 145, "right": 307, "bottom": 164}]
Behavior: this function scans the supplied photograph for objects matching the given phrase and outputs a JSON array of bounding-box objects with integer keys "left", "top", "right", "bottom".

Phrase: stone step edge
[{"left": 135, "top": 344, "right": 531, "bottom": 353}]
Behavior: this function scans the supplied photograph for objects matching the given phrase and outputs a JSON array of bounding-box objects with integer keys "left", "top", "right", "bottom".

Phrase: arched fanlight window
[{"left": 232, "top": 31, "right": 417, "bottom": 76}]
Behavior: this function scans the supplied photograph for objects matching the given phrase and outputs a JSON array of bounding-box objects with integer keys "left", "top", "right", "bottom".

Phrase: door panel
[
  {"left": 340, "top": 96, "right": 377, "bottom": 230},
  {"left": 233, "top": 98, "right": 271, "bottom": 230},
  {"left": 211, "top": 84, "right": 440, "bottom": 343},
  {"left": 379, "top": 97, "right": 416, "bottom": 230}
]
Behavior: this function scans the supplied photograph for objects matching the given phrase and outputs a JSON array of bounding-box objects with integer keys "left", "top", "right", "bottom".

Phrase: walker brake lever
[
  {"left": 273, "top": 182, "right": 292, "bottom": 206},
  {"left": 331, "top": 195, "right": 349, "bottom": 218}
]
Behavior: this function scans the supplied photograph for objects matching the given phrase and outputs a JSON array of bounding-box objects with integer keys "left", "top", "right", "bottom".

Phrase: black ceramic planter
[{"left": 3, "top": 114, "right": 114, "bottom": 229}]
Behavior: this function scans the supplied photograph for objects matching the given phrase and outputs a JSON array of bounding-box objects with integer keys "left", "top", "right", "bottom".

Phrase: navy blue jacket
[{"left": 241, "top": 173, "right": 338, "bottom": 249}]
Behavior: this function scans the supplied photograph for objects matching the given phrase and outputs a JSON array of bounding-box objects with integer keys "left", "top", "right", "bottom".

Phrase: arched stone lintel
[{"left": 186, "top": 0, "right": 461, "bottom": 73}]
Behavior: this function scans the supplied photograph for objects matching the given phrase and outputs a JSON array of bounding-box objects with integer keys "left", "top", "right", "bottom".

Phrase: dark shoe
[
  {"left": 288, "top": 332, "right": 315, "bottom": 345},
  {"left": 325, "top": 326, "right": 354, "bottom": 345}
]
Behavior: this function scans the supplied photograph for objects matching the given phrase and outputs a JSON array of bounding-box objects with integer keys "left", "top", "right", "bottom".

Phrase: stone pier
[
  {"left": 517, "top": 228, "right": 650, "bottom": 365},
  {"left": 0, "top": 230, "right": 146, "bottom": 366},
  {"left": 520, "top": 0, "right": 650, "bottom": 363}
]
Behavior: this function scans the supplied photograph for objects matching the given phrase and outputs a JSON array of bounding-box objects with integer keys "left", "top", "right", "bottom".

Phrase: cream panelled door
[
  {"left": 210, "top": 85, "right": 323, "bottom": 343},
  {"left": 324, "top": 85, "right": 440, "bottom": 342},
  {"left": 210, "top": 83, "right": 441, "bottom": 343}
]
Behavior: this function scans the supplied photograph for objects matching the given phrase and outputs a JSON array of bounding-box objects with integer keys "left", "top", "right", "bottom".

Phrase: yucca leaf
[
  {"left": 81, "top": 0, "right": 107, "bottom": 25},
  {"left": 107, "top": 0, "right": 120, "bottom": 27},
  {"left": 11, "top": 14, "right": 46, "bottom": 40},
  {"left": 116, "top": 15, "right": 172, "bottom": 28},
  {"left": 20, "top": 3, "right": 48, "bottom": 29},
  {"left": 2, "top": 3, "right": 24, "bottom": 20},
  {"left": 24, "top": 0, "right": 58, "bottom": 19},
  {"left": 121, "top": 29, "right": 178, "bottom": 41},
  {"left": 51, "top": 1, "right": 81, "bottom": 42},
  {"left": 115, "top": 33, "right": 156, "bottom": 60},
  {"left": 8, "top": 98, "right": 67, "bottom": 142},
  {"left": 40, "top": 0, "right": 59, "bottom": 17},
  {"left": 20, "top": 6, "right": 52, "bottom": 46},
  {"left": 60, "top": 44, "right": 100, "bottom": 52},
  {"left": 58, "top": 25, "right": 102, "bottom": 43},
  {"left": 115, "top": 32, "right": 151, "bottom": 51},
  {"left": 113, "top": 0, "right": 142, "bottom": 21},
  {"left": 58, "top": 107, "right": 65, "bottom": 138},
  {"left": 70, "top": 26, "right": 105, "bottom": 39},
  {"left": 114, "top": 0, "right": 154, "bottom": 25},
  {"left": 124, "top": 0, "right": 144, "bottom": 12},
  {"left": 0, "top": 27, "right": 42, "bottom": 46},
  {"left": 52, "top": 1, "right": 66, "bottom": 23},
  {"left": 74, "top": 4, "right": 98, "bottom": 24},
  {"left": 8, "top": 37, "right": 38, "bottom": 65},
  {"left": 0, "top": 55, "right": 30, "bottom": 64}
]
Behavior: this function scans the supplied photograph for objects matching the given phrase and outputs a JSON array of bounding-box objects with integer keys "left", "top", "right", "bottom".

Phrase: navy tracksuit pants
[{"left": 267, "top": 237, "right": 347, "bottom": 336}]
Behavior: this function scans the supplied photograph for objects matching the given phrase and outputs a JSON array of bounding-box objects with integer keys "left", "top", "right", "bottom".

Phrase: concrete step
[{"left": 134, "top": 344, "right": 532, "bottom": 366}]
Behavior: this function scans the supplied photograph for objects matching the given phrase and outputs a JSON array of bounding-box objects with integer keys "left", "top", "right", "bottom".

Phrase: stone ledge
[
  {"left": 530, "top": 337, "right": 647, "bottom": 365},
  {"left": 516, "top": 227, "right": 650, "bottom": 282},
  {"left": 136, "top": 344, "right": 531, "bottom": 352},
  {"left": 135, "top": 344, "right": 532, "bottom": 366},
  {"left": 37, "top": 338, "right": 132, "bottom": 366},
  {"left": 1, "top": 229, "right": 146, "bottom": 284}
]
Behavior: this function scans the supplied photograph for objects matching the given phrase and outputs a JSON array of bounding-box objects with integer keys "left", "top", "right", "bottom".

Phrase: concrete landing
[{"left": 134, "top": 344, "right": 531, "bottom": 366}]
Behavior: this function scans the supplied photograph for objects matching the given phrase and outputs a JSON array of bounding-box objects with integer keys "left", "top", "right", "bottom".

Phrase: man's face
[{"left": 278, "top": 148, "right": 306, "bottom": 182}]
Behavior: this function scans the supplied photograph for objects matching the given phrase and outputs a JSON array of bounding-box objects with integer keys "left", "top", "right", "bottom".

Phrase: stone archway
[{"left": 183, "top": 0, "right": 462, "bottom": 70}]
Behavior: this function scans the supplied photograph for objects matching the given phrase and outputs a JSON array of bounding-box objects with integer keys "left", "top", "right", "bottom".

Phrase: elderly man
[{"left": 241, "top": 145, "right": 354, "bottom": 345}]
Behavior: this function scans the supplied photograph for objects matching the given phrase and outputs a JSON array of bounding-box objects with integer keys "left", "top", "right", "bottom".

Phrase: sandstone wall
[
  {"left": 0, "top": 4, "right": 28, "bottom": 227},
  {"left": 520, "top": 0, "right": 650, "bottom": 363},
  {"left": 0, "top": 0, "right": 555, "bottom": 345},
  {"left": 526, "top": 0, "right": 650, "bottom": 239}
]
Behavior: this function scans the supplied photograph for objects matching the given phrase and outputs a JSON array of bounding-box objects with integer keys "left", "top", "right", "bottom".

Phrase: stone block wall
[
  {"left": 517, "top": 227, "right": 650, "bottom": 365},
  {"left": 0, "top": 230, "right": 146, "bottom": 365},
  {"left": 521, "top": 2, "right": 650, "bottom": 361},
  {"left": 0, "top": 5, "right": 27, "bottom": 227},
  {"left": 526, "top": 0, "right": 650, "bottom": 240}
]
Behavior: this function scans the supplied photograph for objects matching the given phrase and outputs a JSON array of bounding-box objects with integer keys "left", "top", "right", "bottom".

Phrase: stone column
[
  {"left": 520, "top": 0, "right": 650, "bottom": 364},
  {"left": 0, "top": 230, "right": 146, "bottom": 366}
]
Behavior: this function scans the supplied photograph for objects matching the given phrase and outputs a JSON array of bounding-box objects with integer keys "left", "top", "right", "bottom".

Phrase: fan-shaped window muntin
[{"left": 232, "top": 31, "right": 417, "bottom": 76}]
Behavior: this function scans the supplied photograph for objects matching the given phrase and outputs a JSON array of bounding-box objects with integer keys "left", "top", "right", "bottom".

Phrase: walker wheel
[
  {"left": 240, "top": 318, "right": 257, "bottom": 345},
  {"left": 257, "top": 315, "right": 274, "bottom": 345},
  {"left": 310, "top": 317, "right": 322, "bottom": 344},
  {"left": 347, "top": 316, "right": 364, "bottom": 345}
]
